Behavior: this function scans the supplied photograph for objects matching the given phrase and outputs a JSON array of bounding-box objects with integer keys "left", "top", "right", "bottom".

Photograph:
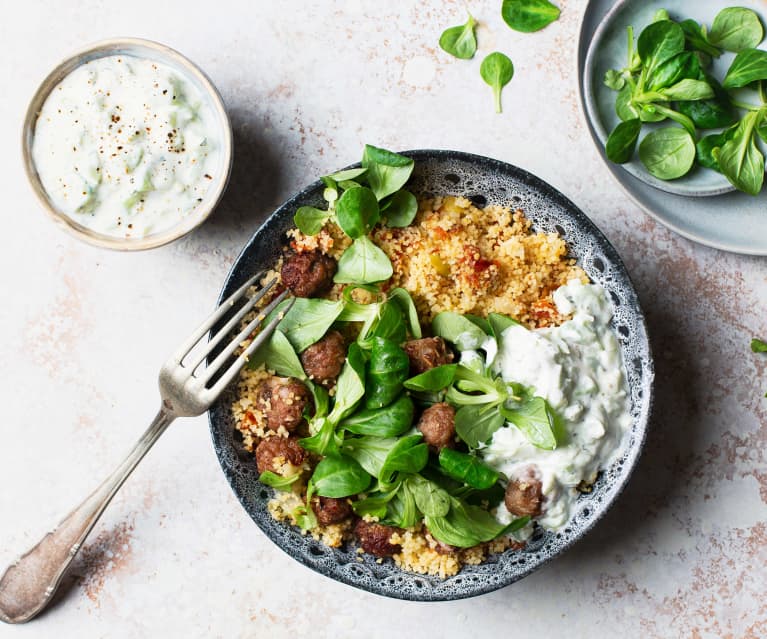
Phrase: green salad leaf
[
  {"left": 352, "top": 489, "right": 398, "bottom": 519},
  {"left": 404, "top": 364, "right": 458, "bottom": 392},
  {"left": 723, "top": 49, "right": 767, "bottom": 89},
  {"left": 334, "top": 236, "right": 393, "bottom": 284},
  {"left": 311, "top": 455, "right": 371, "bottom": 498},
  {"left": 714, "top": 110, "right": 765, "bottom": 195},
  {"left": 384, "top": 481, "right": 419, "bottom": 527},
  {"left": 438, "top": 448, "right": 500, "bottom": 490},
  {"left": 638, "top": 127, "right": 696, "bottom": 180},
  {"left": 757, "top": 109, "right": 767, "bottom": 143},
  {"left": 432, "top": 311, "right": 487, "bottom": 350},
  {"left": 500, "top": 395, "right": 559, "bottom": 450},
  {"left": 363, "top": 299, "right": 407, "bottom": 346},
  {"left": 407, "top": 475, "right": 450, "bottom": 518},
  {"left": 658, "top": 78, "right": 714, "bottom": 101},
  {"left": 378, "top": 434, "right": 429, "bottom": 484},
  {"left": 249, "top": 329, "right": 306, "bottom": 380},
  {"left": 327, "top": 343, "right": 367, "bottom": 423},
  {"left": 606, "top": 118, "right": 642, "bottom": 163},
  {"left": 488, "top": 314, "right": 521, "bottom": 340},
  {"left": 646, "top": 51, "right": 701, "bottom": 92},
  {"left": 388, "top": 287, "right": 422, "bottom": 339},
  {"left": 299, "top": 417, "right": 340, "bottom": 456},
  {"left": 753, "top": 338, "right": 767, "bottom": 398},
  {"left": 340, "top": 394, "right": 414, "bottom": 437},
  {"left": 604, "top": 69, "right": 626, "bottom": 91},
  {"left": 365, "top": 337, "right": 410, "bottom": 409},
  {"left": 335, "top": 186, "right": 380, "bottom": 239},
  {"left": 273, "top": 298, "right": 345, "bottom": 352},
  {"left": 637, "top": 20, "right": 686, "bottom": 77},
  {"left": 425, "top": 496, "right": 524, "bottom": 547},
  {"left": 696, "top": 126, "right": 737, "bottom": 170},
  {"left": 501, "top": 0, "right": 560, "bottom": 33},
  {"left": 382, "top": 189, "right": 418, "bottom": 228},
  {"left": 465, "top": 314, "right": 492, "bottom": 335},
  {"left": 292, "top": 484, "right": 318, "bottom": 531},
  {"left": 615, "top": 84, "right": 641, "bottom": 121},
  {"left": 326, "top": 167, "right": 368, "bottom": 182},
  {"left": 480, "top": 52, "right": 514, "bottom": 114},
  {"left": 361, "top": 145, "right": 414, "bottom": 201},
  {"left": 258, "top": 471, "right": 302, "bottom": 490},
  {"left": 676, "top": 77, "right": 736, "bottom": 130},
  {"left": 294, "top": 206, "right": 330, "bottom": 236},
  {"left": 678, "top": 19, "right": 721, "bottom": 57},
  {"left": 341, "top": 436, "right": 398, "bottom": 477},
  {"left": 439, "top": 12, "right": 478, "bottom": 60},
  {"left": 454, "top": 404, "right": 506, "bottom": 449},
  {"left": 708, "top": 7, "right": 764, "bottom": 53}
]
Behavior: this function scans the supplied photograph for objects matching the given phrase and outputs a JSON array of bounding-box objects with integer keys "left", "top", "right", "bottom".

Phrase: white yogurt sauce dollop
[
  {"left": 32, "top": 54, "right": 221, "bottom": 238},
  {"left": 481, "top": 279, "right": 632, "bottom": 530}
]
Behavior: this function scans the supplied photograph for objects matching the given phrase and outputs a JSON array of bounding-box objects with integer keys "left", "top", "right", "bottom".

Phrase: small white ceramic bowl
[{"left": 22, "top": 38, "right": 233, "bottom": 250}]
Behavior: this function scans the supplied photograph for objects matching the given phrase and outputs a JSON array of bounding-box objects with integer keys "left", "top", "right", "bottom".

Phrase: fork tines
[{"left": 168, "top": 272, "right": 294, "bottom": 404}]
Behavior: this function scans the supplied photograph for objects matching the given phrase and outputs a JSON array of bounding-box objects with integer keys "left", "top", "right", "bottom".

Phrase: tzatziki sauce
[
  {"left": 482, "top": 279, "right": 632, "bottom": 530},
  {"left": 32, "top": 54, "right": 222, "bottom": 238}
]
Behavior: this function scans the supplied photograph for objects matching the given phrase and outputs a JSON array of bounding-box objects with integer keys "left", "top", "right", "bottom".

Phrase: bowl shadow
[{"left": 195, "top": 105, "right": 286, "bottom": 239}]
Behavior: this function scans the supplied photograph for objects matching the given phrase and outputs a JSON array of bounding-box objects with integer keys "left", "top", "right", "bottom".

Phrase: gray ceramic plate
[
  {"left": 208, "top": 150, "right": 654, "bottom": 601},
  {"left": 579, "top": 0, "right": 767, "bottom": 255}
]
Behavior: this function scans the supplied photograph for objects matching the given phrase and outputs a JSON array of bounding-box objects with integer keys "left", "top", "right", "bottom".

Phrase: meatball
[
  {"left": 426, "top": 530, "right": 456, "bottom": 555},
  {"left": 504, "top": 467, "right": 543, "bottom": 517},
  {"left": 256, "top": 376, "right": 312, "bottom": 432},
  {"left": 311, "top": 496, "right": 353, "bottom": 526},
  {"left": 281, "top": 250, "right": 337, "bottom": 298},
  {"left": 403, "top": 337, "right": 454, "bottom": 375},
  {"left": 417, "top": 403, "right": 456, "bottom": 451},
  {"left": 353, "top": 520, "right": 402, "bottom": 557},
  {"left": 255, "top": 436, "right": 307, "bottom": 474},
  {"left": 300, "top": 331, "right": 347, "bottom": 387}
]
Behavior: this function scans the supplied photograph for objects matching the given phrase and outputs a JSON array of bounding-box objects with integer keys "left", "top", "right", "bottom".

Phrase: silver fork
[{"left": 0, "top": 274, "right": 292, "bottom": 624}]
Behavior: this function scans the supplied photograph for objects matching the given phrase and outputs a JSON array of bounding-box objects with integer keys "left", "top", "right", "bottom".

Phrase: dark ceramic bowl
[{"left": 208, "top": 150, "right": 654, "bottom": 601}]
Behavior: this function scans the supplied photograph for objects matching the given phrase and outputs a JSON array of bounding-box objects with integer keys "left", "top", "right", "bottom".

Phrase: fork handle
[{"left": 0, "top": 408, "right": 175, "bottom": 624}]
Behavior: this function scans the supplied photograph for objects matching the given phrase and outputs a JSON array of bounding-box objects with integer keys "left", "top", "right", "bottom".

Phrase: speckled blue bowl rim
[{"left": 207, "top": 149, "right": 655, "bottom": 602}]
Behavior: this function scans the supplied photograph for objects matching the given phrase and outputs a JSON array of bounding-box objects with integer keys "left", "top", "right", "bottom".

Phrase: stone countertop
[{"left": 1, "top": 1, "right": 765, "bottom": 637}]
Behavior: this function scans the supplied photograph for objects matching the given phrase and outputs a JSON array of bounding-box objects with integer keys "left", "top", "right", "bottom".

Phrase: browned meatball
[
  {"left": 256, "top": 376, "right": 312, "bottom": 432},
  {"left": 311, "top": 496, "right": 353, "bottom": 525},
  {"left": 403, "top": 337, "right": 454, "bottom": 375},
  {"left": 300, "top": 331, "right": 347, "bottom": 387},
  {"left": 426, "top": 530, "right": 456, "bottom": 555},
  {"left": 504, "top": 467, "right": 543, "bottom": 517},
  {"left": 255, "top": 436, "right": 307, "bottom": 474},
  {"left": 281, "top": 250, "right": 337, "bottom": 298},
  {"left": 353, "top": 520, "right": 402, "bottom": 557},
  {"left": 417, "top": 403, "right": 456, "bottom": 451}
]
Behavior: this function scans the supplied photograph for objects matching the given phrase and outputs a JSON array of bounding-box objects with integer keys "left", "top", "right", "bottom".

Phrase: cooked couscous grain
[{"left": 372, "top": 196, "right": 586, "bottom": 327}]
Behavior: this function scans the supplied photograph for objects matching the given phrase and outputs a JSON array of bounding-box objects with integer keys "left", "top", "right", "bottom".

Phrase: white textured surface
[{"left": 1, "top": 0, "right": 766, "bottom": 637}]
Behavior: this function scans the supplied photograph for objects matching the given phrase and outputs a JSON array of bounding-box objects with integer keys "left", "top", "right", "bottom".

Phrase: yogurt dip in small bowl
[{"left": 23, "top": 38, "right": 232, "bottom": 250}]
